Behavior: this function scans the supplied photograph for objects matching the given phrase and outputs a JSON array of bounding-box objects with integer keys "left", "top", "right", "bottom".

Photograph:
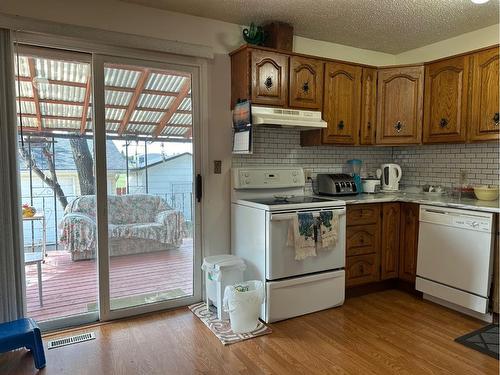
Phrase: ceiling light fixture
[{"left": 471, "top": 0, "right": 490, "bottom": 4}]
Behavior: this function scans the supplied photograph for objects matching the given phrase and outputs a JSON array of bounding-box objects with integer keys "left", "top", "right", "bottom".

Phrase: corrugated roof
[
  {"left": 16, "top": 51, "right": 193, "bottom": 140},
  {"left": 145, "top": 74, "right": 186, "bottom": 92}
]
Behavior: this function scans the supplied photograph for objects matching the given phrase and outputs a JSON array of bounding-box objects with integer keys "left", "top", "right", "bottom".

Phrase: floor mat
[
  {"left": 87, "top": 288, "right": 188, "bottom": 311},
  {"left": 188, "top": 302, "right": 271, "bottom": 345},
  {"left": 455, "top": 324, "right": 499, "bottom": 360}
]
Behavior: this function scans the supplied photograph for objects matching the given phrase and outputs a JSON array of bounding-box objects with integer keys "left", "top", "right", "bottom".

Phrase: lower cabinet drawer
[
  {"left": 346, "top": 254, "right": 380, "bottom": 287},
  {"left": 346, "top": 224, "right": 379, "bottom": 256}
]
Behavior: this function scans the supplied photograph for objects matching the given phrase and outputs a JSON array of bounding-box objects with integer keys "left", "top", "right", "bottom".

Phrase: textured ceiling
[{"left": 120, "top": 0, "right": 499, "bottom": 54}]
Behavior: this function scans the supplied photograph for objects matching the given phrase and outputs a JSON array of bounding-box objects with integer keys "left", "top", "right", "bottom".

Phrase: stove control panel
[{"left": 232, "top": 167, "right": 305, "bottom": 189}]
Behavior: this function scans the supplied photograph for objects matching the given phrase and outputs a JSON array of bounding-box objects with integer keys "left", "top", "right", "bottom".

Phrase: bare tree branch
[{"left": 19, "top": 143, "right": 69, "bottom": 210}]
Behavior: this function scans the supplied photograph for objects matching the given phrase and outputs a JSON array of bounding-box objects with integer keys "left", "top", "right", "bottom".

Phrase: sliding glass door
[
  {"left": 93, "top": 55, "right": 201, "bottom": 320},
  {"left": 14, "top": 42, "right": 202, "bottom": 329},
  {"left": 14, "top": 46, "right": 99, "bottom": 329}
]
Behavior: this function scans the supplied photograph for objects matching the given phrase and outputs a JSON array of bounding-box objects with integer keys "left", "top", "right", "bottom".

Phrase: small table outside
[
  {"left": 23, "top": 212, "right": 47, "bottom": 259},
  {"left": 24, "top": 252, "right": 43, "bottom": 307}
]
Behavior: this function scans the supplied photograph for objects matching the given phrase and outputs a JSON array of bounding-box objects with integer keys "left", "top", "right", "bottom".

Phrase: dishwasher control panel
[{"left": 420, "top": 205, "right": 493, "bottom": 233}]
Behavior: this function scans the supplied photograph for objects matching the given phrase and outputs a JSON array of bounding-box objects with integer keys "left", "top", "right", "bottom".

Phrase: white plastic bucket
[{"left": 223, "top": 280, "right": 264, "bottom": 333}]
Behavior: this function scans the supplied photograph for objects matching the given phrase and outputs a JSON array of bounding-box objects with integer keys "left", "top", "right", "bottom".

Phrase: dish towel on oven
[
  {"left": 317, "top": 211, "right": 339, "bottom": 250},
  {"left": 287, "top": 212, "right": 317, "bottom": 260}
]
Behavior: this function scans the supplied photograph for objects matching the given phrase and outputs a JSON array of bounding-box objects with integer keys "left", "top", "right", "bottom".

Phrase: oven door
[{"left": 266, "top": 207, "right": 346, "bottom": 280}]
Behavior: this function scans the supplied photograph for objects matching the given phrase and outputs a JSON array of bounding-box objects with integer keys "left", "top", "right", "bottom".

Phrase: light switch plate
[{"left": 214, "top": 160, "right": 222, "bottom": 174}]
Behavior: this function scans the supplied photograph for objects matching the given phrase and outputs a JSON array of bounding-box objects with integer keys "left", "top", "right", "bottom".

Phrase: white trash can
[
  {"left": 201, "top": 255, "right": 246, "bottom": 320},
  {"left": 223, "top": 280, "right": 265, "bottom": 334}
]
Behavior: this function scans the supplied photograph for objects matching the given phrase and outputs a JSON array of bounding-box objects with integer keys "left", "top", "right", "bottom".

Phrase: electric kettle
[{"left": 377, "top": 164, "right": 402, "bottom": 191}]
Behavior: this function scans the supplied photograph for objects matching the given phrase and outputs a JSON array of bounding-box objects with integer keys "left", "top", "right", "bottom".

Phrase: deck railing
[{"left": 22, "top": 192, "right": 193, "bottom": 250}]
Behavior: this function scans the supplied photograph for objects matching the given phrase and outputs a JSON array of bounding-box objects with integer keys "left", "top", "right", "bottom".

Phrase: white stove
[{"left": 231, "top": 167, "right": 346, "bottom": 323}]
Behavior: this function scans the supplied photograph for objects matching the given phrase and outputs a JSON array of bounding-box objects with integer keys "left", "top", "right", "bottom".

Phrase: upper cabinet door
[
  {"left": 469, "top": 47, "right": 500, "bottom": 142},
  {"left": 322, "top": 62, "right": 362, "bottom": 145},
  {"left": 423, "top": 56, "right": 469, "bottom": 143},
  {"left": 360, "top": 68, "right": 377, "bottom": 145},
  {"left": 376, "top": 66, "right": 424, "bottom": 145},
  {"left": 251, "top": 50, "right": 289, "bottom": 107},
  {"left": 289, "top": 56, "right": 324, "bottom": 110}
]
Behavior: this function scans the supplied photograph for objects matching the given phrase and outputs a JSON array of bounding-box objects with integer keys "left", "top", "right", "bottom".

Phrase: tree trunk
[
  {"left": 19, "top": 146, "right": 69, "bottom": 210},
  {"left": 70, "top": 138, "right": 95, "bottom": 195}
]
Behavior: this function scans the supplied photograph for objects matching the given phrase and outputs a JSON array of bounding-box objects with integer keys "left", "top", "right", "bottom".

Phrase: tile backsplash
[{"left": 232, "top": 127, "right": 499, "bottom": 189}]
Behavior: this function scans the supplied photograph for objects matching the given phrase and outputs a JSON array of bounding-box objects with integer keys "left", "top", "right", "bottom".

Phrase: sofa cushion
[{"left": 108, "top": 222, "right": 166, "bottom": 242}]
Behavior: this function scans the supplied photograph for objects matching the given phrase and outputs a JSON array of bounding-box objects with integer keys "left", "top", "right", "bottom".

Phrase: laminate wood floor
[{"left": 1, "top": 290, "right": 498, "bottom": 375}]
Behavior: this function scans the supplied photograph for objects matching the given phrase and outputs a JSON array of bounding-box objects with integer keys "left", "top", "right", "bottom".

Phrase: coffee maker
[{"left": 377, "top": 163, "right": 402, "bottom": 191}]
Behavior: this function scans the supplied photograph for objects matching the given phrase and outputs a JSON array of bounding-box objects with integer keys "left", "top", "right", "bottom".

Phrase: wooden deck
[{"left": 24, "top": 239, "right": 193, "bottom": 322}]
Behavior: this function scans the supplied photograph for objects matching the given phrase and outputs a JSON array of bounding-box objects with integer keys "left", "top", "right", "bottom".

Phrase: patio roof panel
[
  {"left": 178, "top": 97, "right": 192, "bottom": 111},
  {"left": 161, "top": 126, "right": 189, "bottom": 136},
  {"left": 105, "top": 108, "right": 126, "bottom": 121},
  {"left": 14, "top": 56, "right": 31, "bottom": 77},
  {"left": 40, "top": 102, "right": 84, "bottom": 118},
  {"left": 43, "top": 118, "right": 81, "bottom": 130},
  {"left": 16, "top": 51, "right": 193, "bottom": 140},
  {"left": 37, "top": 84, "right": 86, "bottom": 102},
  {"left": 170, "top": 113, "right": 192, "bottom": 125},
  {"left": 35, "top": 59, "right": 89, "bottom": 83},
  {"left": 127, "top": 123, "right": 156, "bottom": 134},
  {"left": 130, "top": 110, "right": 164, "bottom": 123},
  {"left": 137, "top": 94, "right": 174, "bottom": 109},
  {"left": 16, "top": 101, "right": 37, "bottom": 115},
  {"left": 145, "top": 74, "right": 186, "bottom": 92},
  {"left": 104, "top": 68, "right": 140, "bottom": 88},
  {"left": 105, "top": 90, "right": 132, "bottom": 106},
  {"left": 17, "top": 116, "right": 38, "bottom": 128},
  {"left": 15, "top": 81, "right": 34, "bottom": 98}
]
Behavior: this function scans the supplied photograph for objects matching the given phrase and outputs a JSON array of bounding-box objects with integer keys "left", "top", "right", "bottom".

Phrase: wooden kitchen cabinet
[
  {"left": 398, "top": 203, "right": 419, "bottom": 283},
  {"left": 230, "top": 46, "right": 289, "bottom": 108},
  {"left": 289, "top": 56, "right": 324, "bottom": 110},
  {"left": 346, "top": 254, "right": 380, "bottom": 287},
  {"left": 346, "top": 204, "right": 381, "bottom": 287},
  {"left": 251, "top": 50, "right": 289, "bottom": 107},
  {"left": 346, "top": 204, "right": 380, "bottom": 225},
  {"left": 469, "top": 47, "right": 500, "bottom": 142},
  {"left": 380, "top": 203, "right": 401, "bottom": 280},
  {"left": 346, "top": 224, "right": 380, "bottom": 257},
  {"left": 376, "top": 66, "right": 424, "bottom": 145},
  {"left": 321, "top": 62, "right": 362, "bottom": 145},
  {"left": 360, "top": 68, "right": 377, "bottom": 145},
  {"left": 423, "top": 56, "right": 469, "bottom": 143}
]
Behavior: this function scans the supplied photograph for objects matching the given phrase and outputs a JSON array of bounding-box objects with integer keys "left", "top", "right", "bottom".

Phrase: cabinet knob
[
  {"left": 493, "top": 112, "right": 499, "bottom": 126},
  {"left": 302, "top": 81, "right": 309, "bottom": 94},
  {"left": 264, "top": 76, "right": 273, "bottom": 90},
  {"left": 394, "top": 121, "right": 403, "bottom": 133},
  {"left": 338, "top": 120, "right": 345, "bottom": 130},
  {"left": 367, "top": 121, "right": 371, "bottom": 130},
  {"left": 439, "top": 118, "right": 448, "bottom": 128}
]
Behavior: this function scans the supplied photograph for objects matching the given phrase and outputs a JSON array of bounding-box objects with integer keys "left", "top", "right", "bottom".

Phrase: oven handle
[{"left": 270, "top": 208, "right": 346, "bottom": 222}]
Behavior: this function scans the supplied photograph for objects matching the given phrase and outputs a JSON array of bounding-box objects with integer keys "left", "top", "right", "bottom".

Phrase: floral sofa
[{"left": 60, "top": 194, "right": 186, "bottom": 261}]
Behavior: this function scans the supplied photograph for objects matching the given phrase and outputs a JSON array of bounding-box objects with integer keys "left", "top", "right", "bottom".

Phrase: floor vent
[{"left": 47, "top": 332, "right": 96, "bottom": 349}]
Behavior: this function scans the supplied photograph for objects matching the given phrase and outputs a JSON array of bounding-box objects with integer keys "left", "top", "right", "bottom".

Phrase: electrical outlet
[
  {"left": 214, "top": 160, "right": 222, "bottom": 174},
  {"left": 304, "top": 168, "right": 313, "bottom": 180}
]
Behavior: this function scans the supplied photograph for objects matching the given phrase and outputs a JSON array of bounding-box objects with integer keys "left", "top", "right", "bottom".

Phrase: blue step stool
[{"left": 0, "top": 318, "right": 46, "bottom": 369}]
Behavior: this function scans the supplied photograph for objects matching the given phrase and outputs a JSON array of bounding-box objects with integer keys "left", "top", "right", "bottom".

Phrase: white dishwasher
[{"left": 416, "top": 205, "right": 495, "bottom": 321}]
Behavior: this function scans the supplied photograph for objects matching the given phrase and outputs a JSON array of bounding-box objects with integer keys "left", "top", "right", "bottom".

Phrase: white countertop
[{"left": 326, "top": 192, "right": 500, "bottom": 213}]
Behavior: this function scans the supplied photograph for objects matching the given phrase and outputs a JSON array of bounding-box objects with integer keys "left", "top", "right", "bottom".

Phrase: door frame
[{"left": 14, "top": 33, "right": 209, "bottom": 329}]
